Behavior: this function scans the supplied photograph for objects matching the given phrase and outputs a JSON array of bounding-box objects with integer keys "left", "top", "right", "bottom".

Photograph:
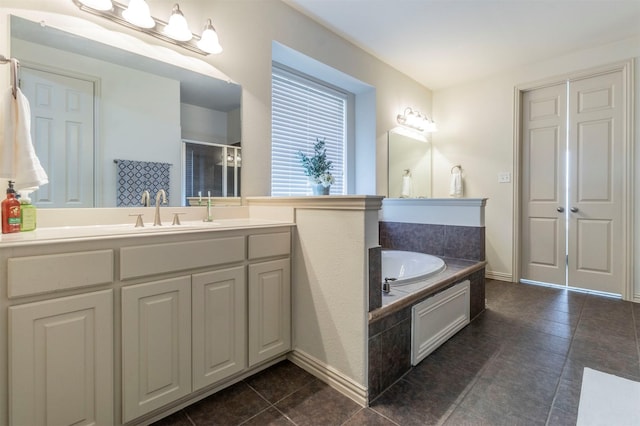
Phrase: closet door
[
  {"left": 567, "top": 70, "right": 624, "bottom": 294},
  {"left": 521, "top": 69, "right": 627, "bottom": 295},
  {"left": 521, "top": 83, "right": 567, "bottom": 286}
]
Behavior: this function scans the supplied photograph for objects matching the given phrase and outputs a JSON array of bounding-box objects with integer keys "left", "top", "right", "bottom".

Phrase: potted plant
[{"left": 298, "top": 138, "right": 334, "bottom": 195}]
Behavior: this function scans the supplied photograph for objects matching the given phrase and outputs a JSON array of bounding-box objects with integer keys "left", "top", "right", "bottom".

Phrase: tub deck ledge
[{"left": 369, "top": 258, "right": 487, "bottom": 323}]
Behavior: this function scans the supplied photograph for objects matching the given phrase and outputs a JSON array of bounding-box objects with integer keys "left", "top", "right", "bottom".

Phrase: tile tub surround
[
  {"left": 368, "top": 267, "right": 485, "bottom": 401},
  {"left": 369, "top": 246, "right": 382, "bottom": 311},
  {"left": 370, "top": 210, "right": 487, "bottom": 401},
  {"left": 379, "top": 221, "right": 485, "bottom": 261}
]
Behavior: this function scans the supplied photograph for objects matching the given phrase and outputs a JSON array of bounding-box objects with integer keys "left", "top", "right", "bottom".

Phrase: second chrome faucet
[
  {"left": 154, "top": 189, "right": 167, "bottom": 226},
  {"left": 141, "top": 190, "right": 150, "bottom": 207}
]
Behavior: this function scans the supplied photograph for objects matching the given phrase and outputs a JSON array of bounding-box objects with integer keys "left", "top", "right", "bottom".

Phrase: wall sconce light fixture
[
  {"left": 396, "top": 107, "right": 437, "bottom": 133},
  {"left": 72, "top": 0, "right": 223, "bottom": 55}
]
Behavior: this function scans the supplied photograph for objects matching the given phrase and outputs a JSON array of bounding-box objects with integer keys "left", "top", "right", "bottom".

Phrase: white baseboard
[
  {"left": 485, "top": 270, "right": 512, "bottom": 282},
  {"left": 287, "top": 350, "right": 368, "bottom": 407}
]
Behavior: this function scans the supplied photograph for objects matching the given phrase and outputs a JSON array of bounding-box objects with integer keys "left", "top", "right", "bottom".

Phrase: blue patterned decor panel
[{"left": 115, "top": 159, "right": 171, "bottom": 207}]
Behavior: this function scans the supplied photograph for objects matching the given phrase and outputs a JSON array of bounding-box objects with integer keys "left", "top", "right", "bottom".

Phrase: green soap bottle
[{"left": 19, "top": 192, "right": 36, "bottom": 232}]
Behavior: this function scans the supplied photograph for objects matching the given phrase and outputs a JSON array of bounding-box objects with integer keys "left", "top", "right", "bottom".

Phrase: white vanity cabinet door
[
  {"left": 248, "top": 258, "right": 291, "bottom": 366},
  {"left": 121, "top": 276, "right": 192, "bottom": 423},
  {"left": 9, "top": 290, "right": 113, "bottom": 426},
  {"left": 192, "top": 266, "right": 247, "bottom": 390}
]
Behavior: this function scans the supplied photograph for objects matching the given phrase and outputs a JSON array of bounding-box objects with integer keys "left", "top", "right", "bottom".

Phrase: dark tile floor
[{"left": 154, "top": 280, "right": 640, "bottom": 425}]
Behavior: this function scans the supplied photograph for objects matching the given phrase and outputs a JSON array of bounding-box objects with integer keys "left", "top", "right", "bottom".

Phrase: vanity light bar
[
  {"left": 396, "top": 107, "right": 437, "bottom": 133},
  {"left": 71, "top": 0, "right": 219, "bottom": 56}
]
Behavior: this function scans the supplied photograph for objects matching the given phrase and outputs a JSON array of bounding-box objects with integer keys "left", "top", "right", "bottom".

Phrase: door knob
[
  {"left": 570, "top": 207, "right": 579, "bottom": 213},
  {"left": 557, "top": 207, "right": 565, "bottom": 212}
]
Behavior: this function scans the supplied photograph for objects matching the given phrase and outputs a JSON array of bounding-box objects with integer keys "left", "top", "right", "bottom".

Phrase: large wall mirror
[
  {"left": 10, "top": 13, "right": 241, "bottom": 208},
  {"left": 388, "top": 128, "right": 432, "bottom": 198}
]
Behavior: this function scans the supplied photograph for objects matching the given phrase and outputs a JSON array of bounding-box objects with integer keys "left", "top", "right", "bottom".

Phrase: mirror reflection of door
[
  {"left": 388, "top": 129, "right": 432, "bottom": 198},
  {"left": 20, "top": 67, "right": 95, "bottom": 208}
]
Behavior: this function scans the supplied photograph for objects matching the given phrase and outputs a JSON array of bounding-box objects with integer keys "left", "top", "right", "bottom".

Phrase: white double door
[{"left": 521, "top": 69, "right": 626, "bottom": 295}]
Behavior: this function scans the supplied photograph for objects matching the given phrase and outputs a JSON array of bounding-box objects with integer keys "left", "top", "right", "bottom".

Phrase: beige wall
[
  {"left": 1, "top": 0, "right": 433, "bottom": 198},
  {"left": 432, "top": 36, "right": 640, "bottom": 299}
]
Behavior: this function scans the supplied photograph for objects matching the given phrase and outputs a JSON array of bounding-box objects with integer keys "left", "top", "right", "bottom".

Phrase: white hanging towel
[
  {"left": 401, "top": 169, "right": 413, "bottom": 198},
  {"left": 1, "top": 86, "right": 48, "bottom": 191},
  {"left": 449, "top": 167, "right": 463, "bottom": 198}
]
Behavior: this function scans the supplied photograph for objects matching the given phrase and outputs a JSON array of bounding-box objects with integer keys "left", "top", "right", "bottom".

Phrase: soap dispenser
[
  {"left": 2, "top": 180, "right": 21, "bottom": 234},
  {"left": 19, "top": 190, "right": 36, "bottom": 232}
]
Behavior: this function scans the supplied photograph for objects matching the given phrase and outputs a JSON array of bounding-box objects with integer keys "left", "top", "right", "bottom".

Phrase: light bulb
[
  {"left": 163, "top": 4, "right": 192, "bottom": 41},
  {"left": 78, "top": 0, "right": 113, "bottom": 11},
  {"left": 122, "top": 0, "right": 155, "bottom": 29},
  {"left": 197, "top": 19, "right": 223, "bottom": 54}
]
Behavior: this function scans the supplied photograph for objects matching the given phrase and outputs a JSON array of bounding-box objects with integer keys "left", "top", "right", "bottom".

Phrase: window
[
  {"left": 271, "top": 66, "right": 347, "bottom": 196},
  {"left": 183, "top": 141, "right": 241, "bottom": 204}
]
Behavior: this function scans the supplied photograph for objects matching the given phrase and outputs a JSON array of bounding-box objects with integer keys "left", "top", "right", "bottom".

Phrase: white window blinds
[{"left": 271, "top": 67, "right": 346, "bottom": 196}]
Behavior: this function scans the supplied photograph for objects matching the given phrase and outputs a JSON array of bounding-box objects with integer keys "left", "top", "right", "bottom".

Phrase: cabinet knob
[
  {"left": 570, "top": 207, "right": 579, "bottom": 213},
  {"left": 557, "top": 207, "right": 565, "bottom": 213}
]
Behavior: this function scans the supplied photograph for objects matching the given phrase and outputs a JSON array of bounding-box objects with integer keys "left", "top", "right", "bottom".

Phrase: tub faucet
[
  {"left": 141, "top": 190, "right": 150, "bottom": 207},
  {"left": 383, "top": 277, "right": 397, "bottom": 294},
  {"left": 154, "top": 189, "right": 167, "bottom": 226}
]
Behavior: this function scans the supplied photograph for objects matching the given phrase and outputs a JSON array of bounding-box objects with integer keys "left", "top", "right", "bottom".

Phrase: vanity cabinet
[
  {"left": 120, "top": 232, "right": 291, "bottom": 422},
  {"left": 248, "top": 259, "right": 291, "bottom": 366},
  {"left": 247, "top": 232, "right": 292, "bottom": 366},
  {"left": 122, "top": 268, "right": 248, "bottom": 422},
  {"left": 2, "top": 225, "right": 293, "bottom": 426},
  {"left": 192, "top": 266, "right": 246, "bottom": 390},
  {"left": 8, "top": 289, "right": 114, "bottom": 426},
  {"left": 121, "top": 276, "right": 192, "bottom": 423}
]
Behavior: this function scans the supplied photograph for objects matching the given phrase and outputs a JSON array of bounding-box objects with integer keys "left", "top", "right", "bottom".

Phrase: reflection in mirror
[
  {"left": 183, "top": 140, "right": 241, "bottom": 203},
  {"left": 388, "top": 128, "right": 432, "bottom": 198},
  {"left": 10, "top": 15, "right": 241, "bottom": 208}
]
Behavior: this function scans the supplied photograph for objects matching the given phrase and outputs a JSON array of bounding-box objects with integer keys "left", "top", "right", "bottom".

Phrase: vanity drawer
[
  {"left": 8, "top": 250, "right": 114, "bottom": 298},
  {"left": 120, "top": 236, "right": 245, "bottom": 280},
  {"left": 248, "top": 232, "right": 291, "bottom": 260}
]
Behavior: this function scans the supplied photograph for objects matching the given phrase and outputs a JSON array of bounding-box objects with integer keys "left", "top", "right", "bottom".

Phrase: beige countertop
[{"left": 0, "top": 218, "right": 295, "bottom": 248}]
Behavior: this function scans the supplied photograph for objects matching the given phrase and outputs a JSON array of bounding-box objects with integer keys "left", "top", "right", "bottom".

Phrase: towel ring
[
  {"left": 0, "top": 54, "right": 19, "bottom": 99},
  {"left": 451, "top": 165, "right": 462, "bottom": 174}
]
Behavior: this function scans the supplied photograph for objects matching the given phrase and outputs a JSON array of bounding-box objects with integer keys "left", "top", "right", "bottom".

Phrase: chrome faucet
[
  {"left": 141, "top": 190, "right": 150, "bottom": 207},
  {"left": 153, "top": 189, "right": 167, "bottom": 226},
  {"left": 383, "top": 277, "right": 397, "bottom": 294}
]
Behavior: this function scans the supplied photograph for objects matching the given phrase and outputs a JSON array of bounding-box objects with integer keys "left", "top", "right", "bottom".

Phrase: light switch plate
[{"left": 498, "top": 172, "right": 511, "bottom": 183}]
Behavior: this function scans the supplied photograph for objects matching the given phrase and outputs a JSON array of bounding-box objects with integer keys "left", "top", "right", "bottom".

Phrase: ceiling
[{"left": 285, "top": 0, "right": 640, "bottom": 90}]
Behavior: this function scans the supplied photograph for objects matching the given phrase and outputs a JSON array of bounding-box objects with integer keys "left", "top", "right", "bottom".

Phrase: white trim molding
[
  {"left": 246, "top": 195, "right": 384, "bottom": 211},
  {"left": 485, "top": 270, "right": 513, "bottom": 282},
  {"left": 287, "top": 350, "right": 368, "bottom": 407}
]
